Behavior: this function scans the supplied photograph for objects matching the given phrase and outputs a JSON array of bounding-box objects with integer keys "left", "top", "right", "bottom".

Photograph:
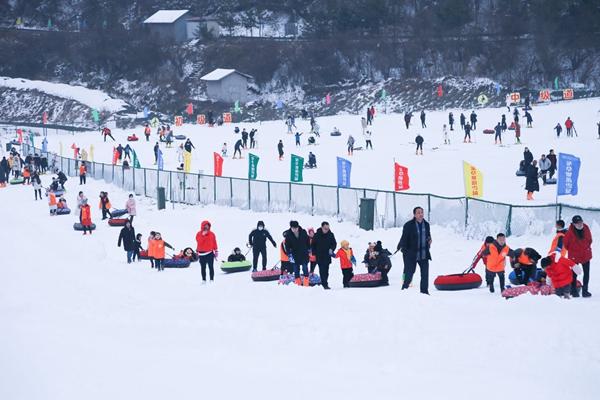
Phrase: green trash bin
[
  {"left": 359, "top": 198, "right": 375, "bottom": 231},
  {"left": 157, "top": 187, "right": 166, "bottom": 210}
]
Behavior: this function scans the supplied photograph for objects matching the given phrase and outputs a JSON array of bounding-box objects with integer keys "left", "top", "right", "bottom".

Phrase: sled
[
  {"left": 330, "top": 131, "right": 342, "bottom": 137},
  {"left": 111, "top": 209, "right": 128, "bottom": 217},
  {"left": 508, "top": 122, "right": 516, "bottom": 131},
  {"left": 9, "top": 178, "right": 24, "bottom": 185},
  {"left": 251, "top": 268, "right": 281, "bottom": 282},
  {"left": 56, "top": 207, "right": 71, "bottom": 215},
  {"left": 545, "top": 178, "right": 557, "bottom": 185},
  {"left": 175, "top": 135, "right": 187, "bottom": 140},
  {"left": 127, "top": 135, "right": 139, "bottom": 142},
  {"left": 73, "top": 223, "right": 96, "bottom": 231},
  {"left": 221, "top": 261, "right": 252, "bottom": 273},
  {"left": 434, "top": 272, "right": 482, "bottom": 291},
  {"left": 163, "top": 258, "right": 191, "bottom": 268},
  {"left": 348, "top": 272, "right": 384, "bottom": 288},
  {"left": 483, "top": 129, "right": 495, "bottom": 134},
  {"left": 108, "top": 218, "right": 129, "bottom": 227},
  {"left": 138, "top": 250, "right": 150, "bottom": 260},
  {"left": 49, "top": 189, "right": 66, "bottom": 197}
]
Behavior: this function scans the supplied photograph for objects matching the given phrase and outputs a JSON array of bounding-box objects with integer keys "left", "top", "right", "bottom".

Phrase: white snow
[
  {"left": 143, "top": 10, "right": 190, "bottom": 24},
  {"left": 0, "top": 77, "right": 128, "bottom": 113}
]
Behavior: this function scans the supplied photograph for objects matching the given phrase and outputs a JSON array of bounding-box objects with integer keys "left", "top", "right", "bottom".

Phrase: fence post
[
  {"left": 288, "top": 183, "right": 292, "bottom": 211},
  {"left": 393, "top": 192, "right": 397, "bottom": 227},
  {"left": 427, "top": 194, "right": 431, "bottom": 222},
  {"left": 229, "top": 177, "right": 233, "bottom": 207},
  {"left": 169, "top": 171, "right": 173, "bottom": 204},
  {"left": 133, "top": 165, "right": 136, "bottom": 192},
  {"left": 311, "top": 184, "right": 315, "bottom": 215},
  {"left": 336, "top": 187, "right": 340, "bottom": 216},
  {"left": 183, "top": 173, "right": 186, "bottom": 203},
  {"left": 122, "top": 166, "right": 125, "bottom": 188},
  {"left": 248, "top": 179, "right": 251, "bottom": 210},
  {"left": 112, "top": 163, "right": 115, "bottom": 182},
  {"left": 212, "top": 175, "right": 216, "bottom": 204},
  {"left": 143, "top": 168, "right": 147, "bottom": 197},
  {"left": 506, "top": 205, "right": 513, "bottom": 237},
  {"left": 67, "top": 158, "right": 70, "bottom": 175},
  {"left": 464, "top": 197, "right": 469, "bottom": 232},
  {"left": 200, "top": 174, "right": 203, "bottom": 204},
  {"left": 102, "top": 163, "right": 104, "bottom": 180},
  {"left": 267, "top": 181, "right": 271, "bottom": 211}
]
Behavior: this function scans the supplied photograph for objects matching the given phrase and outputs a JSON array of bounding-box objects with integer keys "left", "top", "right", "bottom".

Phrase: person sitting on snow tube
[
  {"left": 307, "top": 152, "right": 317, "bottom": 168},
  {"left": 511, "top": 247, "right": 542, "bottom": 285},
  {"left": 174, "top": 247, "right": 198, "bottom": 262},
  {"left": 363, "top": 241, "right": 392, "bottom": 285},
  {"left": 227, "top": 247, "right": 246, "bottom": 262}
]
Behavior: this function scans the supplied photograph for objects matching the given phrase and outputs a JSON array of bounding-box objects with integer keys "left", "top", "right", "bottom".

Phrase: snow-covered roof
[
  {"left": 143, "top": 10, "right": 189, "bottom": 24},
  {"left": 200, "top": 69, "right": 252, "bottom": 81}
]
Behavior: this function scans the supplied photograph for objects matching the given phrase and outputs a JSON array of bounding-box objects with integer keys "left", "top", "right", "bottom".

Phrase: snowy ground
[
  {"left": 22, "top": 97, "right": 600, "bottom": 207},
  {"left": 1, "top": 173, "right": 599, "bottom": 399}
]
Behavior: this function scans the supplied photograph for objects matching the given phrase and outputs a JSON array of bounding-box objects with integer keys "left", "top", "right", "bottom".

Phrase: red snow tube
[
  {"left": 139, "top": 250, "right": 150, "bottom": 260},
  {"left": 434, "top": 272, "right": 482, "bottom": 291},
  {"left": 348, "top": 272, "right": 384, "bottom": 288},
  {"left": 127, "top": 135, "right": 139, "bottom": 141},
  {"left": 483, "top": 129, "right": 495, "bottom": 134},
  {"left": 251, "top": 269, "right": 281, "bottom": 282},
  {"left": 108, "top": 218, "right": 128, "bottom": 226},
  {"left": 508, "top": 122, "right": 516, "bottom": 130}
]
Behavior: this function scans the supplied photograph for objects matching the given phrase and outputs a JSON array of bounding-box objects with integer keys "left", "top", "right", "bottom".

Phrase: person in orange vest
[
  {"left": 22, "top": 166, "right": 31, "bottom": 185},
  {"left": 470, "top": 236, "right": 495, "bottom": 270},
  {"left": 150, "top": 232, "right": 174, "bottom": 271},
  {"left": 308, "top": 227, "right": 317, "bottom": 273},
  {"left": 549, "top": 220, "right": 568, "bottom": 256},
  {"left": 482, "top": 233, "right": 515, "bottom": 293},
  {"left": 147, "top": 231, "right": 156, "bottom": 268},
  {"left": 79, "top": 162, "right": 87, "bottom": 185},
  {"left": 79, "top": 199, "right": 93, "bottom": 235},
  {"left": 511, "top": 247, "right": 542, "bottom": 285},
  {"left": 48, "top": 191, "right": 57, "bottom": 215},
  {"left": 144, "top": 124, "right": 151, "bottom": 141},
  {"left": 195, "top": 220, "right": 218, "bottom": 283},
  {"left": 280, "top": 240, "right": 290, "bottom": 274},
  {"left": 335, "top": 240, "right": 356, "bottom": 288},
  {"left": 99, "top": 191, "right": 112, "bottom": 220}
]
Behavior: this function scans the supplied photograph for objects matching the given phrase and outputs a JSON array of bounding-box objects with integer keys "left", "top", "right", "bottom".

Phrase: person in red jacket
[
  {"left": 563, "top": 215, "right": 592, "bottom": 297},
  {"left": 540, "top": 255, "right": 577, "bottom": 298},
  {"left": 335, "top": 240, "right": 355, "bottom": 288},
  {"left": 195, "top": 220, "right": 218, "bottom": 283}
]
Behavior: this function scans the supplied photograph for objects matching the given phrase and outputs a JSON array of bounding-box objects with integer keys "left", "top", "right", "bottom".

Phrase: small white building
[
  {"left": 200, "top": 69, "right": 253, "bottom": 103},
  {"left": 143, "top": 10, "right": 190, "bottom": 43}
]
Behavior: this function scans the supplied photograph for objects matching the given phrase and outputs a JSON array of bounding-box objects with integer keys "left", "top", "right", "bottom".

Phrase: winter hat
[
  {"left": 289, "top": 220, "right": 299, "bottom": 228},
  {"left": 257, "top": 221, "right": 265, "bottom": 228},
  {"left": 540, "top": 256, "right": 552, "bottom": 269},
  {"left": 374, "top": 241, "right": 383, "bottom": 253},
  {"left": 572, "top": 215, "right": 583, "bottom": 224}
]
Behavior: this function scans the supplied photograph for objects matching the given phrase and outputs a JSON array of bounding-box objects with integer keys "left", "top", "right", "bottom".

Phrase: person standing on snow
[
  {"left": 547, "top": 149, "right": 557, "bottom": 179},
  {"left": 404, "top": 112, "right": 412, "bottom": 129},
  {"left": 415, "top": 134, "right": 424, "bottom": 155},
  {"left": 277, "top": 140, "right": 284, "bottom": 160},
  {"left": 563, "top": 215, "right": 593, "bottom": 297},
  {"left": 463, "top": 122, "right": 472, "bottom": 143},
  {"left": 460, "top": 113, "right": 466, "bottom": 130},
  {"left": 295, "top": 131, "right": 302, "bottom": 147},
  {"left": 249, "top": 128, "right": 257, "bottom": 149},
  {"left": 397, "top": 206, "right": 432, "bottom": 295},
  {"left": 117, "top": 220, "right": 136, "bottom": 264},
  {"left": 554, "top": 123, "right": 562, "bottom": 138},
  {"left": 565, "top": 117, "right": 575, "bottom": 137},
  {"left": 448, "top": 112, "right": 454, "bottom": 131},
  {"left": 420, "top": 110, "right": 426, "bottom": 128},
  {"left": 248, "top": 221, "right": 276, "bottom": 272},
  {"left": 494, "top": 122, "right": 502, "bottom": 145},
  {"left": 347, "top": 135, "right": 355, "bottom": 155},
  {"left": 284, "top": 220, "right": 311, "bottom": 286},
  {"left": 153, "top": 142, "right": 159, "bottom": 165},
  {"left": 525, "top": 160, "right": 539, "bottom": 200},
  {"left": 311, "top": 221, "right": 337, "bottom": 290},
  {"left": 470, "top": 111, "right": 478, "bottom": 130},
  {"left": 364, "top": 130, "right": 373, "bottom": 149},
  {"left": 501, "top": 114, "right": 507, "bottom": 132},
  {"left": 241, "top": 129, "right": 249, "bottom": 148},
  {"left": 538, "top": 154, "right": 551, "bottom": 185},
  {"left": 195, "top": 220, "right": 218, "bottom": 283},
  {"left": 515, "top": 121, "right": 521, "bottom": 144},
  {"left": 525, "top": 111, "right": 533, "bottom": 128},
  {"left": 233, "top": 139, "right": 243, "bottom": 159},
  {"left": 125, "top": 193, "right": 136, "bottom": 223},
  {"left": 184, "top": 139, "right": 195, "bottom": 153},
  {"left": 123, "top": 144, "right": 132, "bottom": 161}
]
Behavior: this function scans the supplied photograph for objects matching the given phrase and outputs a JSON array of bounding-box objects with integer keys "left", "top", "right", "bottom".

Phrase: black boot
[
  {"left": 582, "top": 289, "right": 592, "bottom": 298},
  {"left": 489, "top": 284, "right": 495, "bottom": 293}
]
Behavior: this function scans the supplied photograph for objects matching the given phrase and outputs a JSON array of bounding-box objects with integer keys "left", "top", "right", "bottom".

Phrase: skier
[
  {"left": 248, "top": 221, "right": 276, "bottom": 272},
  {"left": 470, "top": 111, "right": 478, "bottom": 130},
  {"left": 415, "top": 134, "right": 424, "bottom": 155},
  {"left": 554, "top": 123, "right": 562, "bottom": 138},
  {"left": 501, "top": 114, "right": 507, "bottom": 132},
  {"left": 463, "top": 122, "right": 472, "bottom": 143},
  {"left": 347, "top": 135, "right": 355, "bottom": 155},
  {"left": 144, "top": 124, "right": 151, "bottom": 141},
  {"left": 123, "top": 144, "right": 132, "bottom": 161},
  {"left": 525, "top": 111, "right": 533, "bottom": 128},
  {"left": 116, "top": 144, "right": 124, "bottom": 162},
  {"left": 195, "top": 220, "right": 218, "bottom": 283},
  {"left": 448, "top": 112, "right": 454, "bottom": 131},
  {"left": 102, "top": 127, "right": 115, "bottom": 142},
  {"left": 525, "top": 160, "right": 539, "bottom": 200},
  {"left": 420, "top": 110, "right": 426, "bottom": 128},
  {"left": 565, "top": 117, "right": 574, "bottom": 137},
  {"left": 295, "top": 131, "right": 302, "bottom": 147},
  {"left": 539, "top": 154, "right": 551, "bottom": 185},
  {"left": 364, "top": 130, "right": 373, "bottom": 149},
  {"left": 404, "top": 112, "right": 412, "bottom": 129},
  {"left": 494, "top": 122, "right": 502, "bottom": 145},
  {"left": 443, "top": 124, "right": 449, "bottom": 144},
  {"left": 233, "top": 139, "right": 243, "bottom": 159},
  {"left": 460, "top": 113, "right": 466, "bottom": 131},
  {"left": 547, "top": 149, "right": 557, "bottom": 179},
  {"left": 277, "top": 140, "right": 284, "bottom": 161},
  {"left": 241, "top": 129, "right": 249, "bottom": 148}
]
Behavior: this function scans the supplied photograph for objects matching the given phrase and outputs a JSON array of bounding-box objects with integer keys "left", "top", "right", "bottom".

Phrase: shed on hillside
[
  {"left": 143, "top": 10, "right": 190, "bottom": 43},
  {"left": 200, "top": 69, "right": 253, "bottom": 103}
]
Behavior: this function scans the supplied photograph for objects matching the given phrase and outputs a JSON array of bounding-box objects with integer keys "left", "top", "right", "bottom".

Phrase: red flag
[
  {"left": 17, "top": 129, "right": 23, "bottom": 144},
  {"left": 437, "top": 84, "right": 443, "bottom": 97},
  {"left": 394, "top": 163, "right": 410, "bottom": 191},
  {"left": 213, "top": 152, "right": 223, "bottom": 177},
  {"left": 186, "top": 103, "right": 193, "bottom": 115},
  {"left": 325, "top": 93, "right": 331, "bottom": 105},
  {"left": 42, "top": 111, "right": 48, "bottom": 124}
]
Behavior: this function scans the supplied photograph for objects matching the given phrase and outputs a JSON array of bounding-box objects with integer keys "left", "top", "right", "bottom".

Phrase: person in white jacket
[
  {"left": 538, "top": 154, "right": 551, "bottom": 185},
  {"left": 126, "top": 194, "right": 136, "bottom": 223},
  {"left": 364, "top": 130, "right": 373, "bottom": 149},
  {"left": 177, "top": 144, "right": 184, "bottom": 164}
]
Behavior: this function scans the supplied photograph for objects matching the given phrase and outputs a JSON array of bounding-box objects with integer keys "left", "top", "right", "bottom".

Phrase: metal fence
[{"left": 20, "top": 142, "right": 600, "bottom": 238}]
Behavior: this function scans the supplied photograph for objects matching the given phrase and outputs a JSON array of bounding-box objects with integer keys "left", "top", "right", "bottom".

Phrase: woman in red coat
[
  {"left": 195, "top": 220, "right": 218, "bottom": 283},
  {"left": 563, "top": 215, "right": 592, "bottom": 297},
  {"left": 541, "top": 255, "right": 576, "bottom": 298}
]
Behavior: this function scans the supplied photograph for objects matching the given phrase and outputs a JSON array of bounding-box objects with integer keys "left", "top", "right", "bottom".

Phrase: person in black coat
[
  {"left": 415, "top": 134, "right": 424, "bottom": 155},
  {"left": 284, "top": 220, "right": 310, "bottom": 281},
  {"left": 1, "top": 156, "right": 9, "bottom": 182},
  {"left": 448, "top": 112, "right": 454, "bottom": 131},
  {"left": 277, "top": 140, "right": 284, "bottom": 161},
  {"left": 241, "top": 129, "right": 249, "bottom": 148},
  {"left": 310, "top": 221, "right": 337, "bottom": 289},
  {"left": 228, "top": 247, "right": 247, "bottom": 262},
  {"left": 233, "top": 139, "right": 243, "bottom": 159},
  {"left": 523, "top": 147, "right": 533, "bottom": 166},
  {"left": 397, "top": 206, "right": 432, "bottom": 294},
  {"left": 184, "top": 139, "right": 195, "bottom": 153},
  {"left": 248, "top": 221, "right": 276, "bottom": 272},
  {"left": 525, "top": 160, "right": 539, "bottom": 200},
  {"left": 57, "top": 171, "right": 68, "bottom": 189},
  {"left": 460, "top": 113, "right": 466, "bottom": 130},
  {"left": 117, "top": 221, "right": 136, "bottom": 264},
  {"left": 470, "top": 111, "right": 478, "bottom": 130},
  {"left": 547, "top": 149, "right": 557, "bottom": 179}
]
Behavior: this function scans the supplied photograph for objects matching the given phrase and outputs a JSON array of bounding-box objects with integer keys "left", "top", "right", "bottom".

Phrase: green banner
[
  {"left": 91, "top": 109, "right": 99, "bottom": 123},
  {"left": 132, "top": 149, "right": 141, "bottom": 168},
  {"left": 290, "top": 154, "right": 304, "bottom": 182},
  {"left": 248, "top": 153, "right": 259, "bottom": 180}
]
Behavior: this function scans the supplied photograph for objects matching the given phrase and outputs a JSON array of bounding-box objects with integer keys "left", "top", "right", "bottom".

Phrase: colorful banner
[
  {"left": 562, "top": 88, "right": 574, "bottom": 100},
  {"left": 463, "top": 161, "right": 483, "bottom": 198},
  {"left": 112, "top": 147, "right": 119, "bottom": 165},
  {"left": 248, "top": 153, "right": 259, "bottom": 180},
  {"left": 71, "top": 143, "right": 78, "bottom": 158},
  {"left": 223, "top": 112, "right": 232, "bottom": 123},
  {"left": 325, "top": 93, "right": 331, "bottom": 105},
  {"left": 89, "top": 144, "right": 94, "bottom": 161},
  {"left": 213, "top": 152, "right": 223, "bottom": 177},
  {"left": 175, "top": 115, "right": 183, "bottom": 127},
  {"left": 42, "top": 111, "right": 48, "bottom": 124},
  {"left": 477, "top": 94, "right": 489, "bottom": 105},
  {"left": 197, "top": 114, "right": 206, "bottom": 125},
  {"left": 29, "top": 133, "right": 34, "bottom": 148},
  {"left": 557, "top": 153, "right": 581, "bottom": 196},
  {"left": 337, "top": 157, "right": 352, "bottom": 188},
  {"left": 554, "top": 77, "right": 559, "bottom": 90},
  {"left": 157, "top": 149, "right": 164, "bottom": 171},
  {"left": 509, "top": 92, "right": 521, "bottom": 103},
  {"left": 539, "top": 89, "right": 551, "bottom": 102},
  {"left": 437, "top": 84, "right": 443, "bottom": 97},
  {"left": 186, "top": 103, "right": 193, "bottom": 115},
  {"left": 91, "top": 109, "right": 99, "bottom": 123},
  {"left": 234, "top": 101, "right": 241, "bottom": 113},
  {"left": 183, "top": 151, "right": 191, "bottom": 173},
  {"left": 132, "top": 149, "right": 141, "bottom": 168},
  {"left": 17, "top": 129, "right": 22, "bottom": 144},
  {"left": 290, "top": 154, "right": 304, "bottom": 183},
  {"left": 150, "top": 116, "right": 159, "bottom": 127},
  {"left": 381, "top": 89, "right": 387, "bottom": 99},
  {"left": 394, "top": 163, "right": 409, "bottom": 191}
]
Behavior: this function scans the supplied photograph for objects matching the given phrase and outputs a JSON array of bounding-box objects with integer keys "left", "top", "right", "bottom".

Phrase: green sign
[
  {"left": 132, "top": 150, "right": 141, "bottom": 168},
  {"left": 290, "top": 154, "right": 304, "bottom": 183},
  {"left": 381, "top": 89, "right": 387, "bottom": 99},
  {"left": 234, "top": 100, "right": 241, "bottom": 114},
  {"left": 91, "top": 109, "right": 100, "bottom": 123},
  {"left": 248, "top": 153, "right": 259, "bottom": 180}
]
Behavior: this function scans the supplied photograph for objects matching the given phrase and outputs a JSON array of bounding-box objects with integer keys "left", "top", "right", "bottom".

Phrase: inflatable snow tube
[
  {"left": 127, "top": 135, "right": 139, "bottom": 142},
  {"left": 108, "top": 218, "right": 129, "bottom": 227},
  {"left": 56, "top": 207, "right": 71, "bottom": 215},
  {"left": 50, "top": 189, "right": 66, "bottom": 197},
  {"left": 111, "top": 209, "right": 127, "bottom": 217},
  {"left": 278, "top": 273, "right": 295, "bottom": 285},
  {"left": 9, "top": 178, "right": 24, "bottom": 185},
  {"left": 138, "top": 250, "right": 150, "bottom": 260},
  {"left": 175, "top": 135, "right": 187, "bottom": 140},
  {"left": 251, "top": 269, "right": 281, "bottom": 282},
  {"left": 348, "top": 272, "right": 384, "bottom": 288},
  {"left": 73, "top": 223, "right": 96, "bottom": 231},
  {"left": 515, "top": 169, "right": 527, "bottom": 177},
  {"left": 508, "top": 268, "right": 544, "bottom": 286},
  {"left": 10, "top": 140, "right": 20, "bottom": 146},
  {"left": 508, "top": 122, "right": 516, "bottom": 131},
  {"left": 434, "top": 273, "right": 482, "bottom": 291},
  {"left": 330, "top": 131, "right": 342, "bottom": 137},
  {"left": 162, "top": 258, "right": 191, "bottom": 268},
  {"left": 221, "top": 261, "right": 252, "bottom": 273},
  {"left": 309, "top": 273, "right": 321, "bottom": 286},
  {"left": 545, "top": 178, "right": 557, "bottom": 185},
  {"left": 483, "top": 129, "right": 495, "bottom": 134},
  {"left": 502, "top": 284, "right": 554, "bottom": 299}
]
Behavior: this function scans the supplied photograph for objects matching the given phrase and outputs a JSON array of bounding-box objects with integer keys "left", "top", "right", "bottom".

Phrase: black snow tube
[
  {"left": 545, "top": 178, "right": 557, "bottom": 185},
  {"left": 111, "top": 209, "right": 127, "bottom": 217},
  {"left": 56, "top": 207, "right": 71, "bottom": 215},
  {"left": 175, "top": 135, "right": 187, "bottom": 140},
  {"left": 251, "top": 269, "right": 281, "bottom": 282},
  {"left": 434, "top": 272, "right": 482, "bottom": 291},
  {"left": 515, "top": 169, "right": 527, "bottom": 177},
  {"left": 163, "top": 258, "right": 191, "bottom": 268},
  {"left": 73, "top": 223, "right": 96, "bottom": 231},
  {"left": 348, "top": 272, "right": 384, "bottom": 288}
]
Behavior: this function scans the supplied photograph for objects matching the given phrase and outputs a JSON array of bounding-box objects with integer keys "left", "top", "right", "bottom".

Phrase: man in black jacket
[
  {"left": 248, "top": 221, "right": 276, "bottom": 272},
  {"left": 284, "top": 220, "right": 311, "bottom": 285},
  {"left": 397, "top": 206, "right": 432, "bottom": 294},
  {"left": 311, "top": 221, "right": 337, "bottom": 290},
  {"left": 117, "top": 221, "right": 136, "bottom": 264}
]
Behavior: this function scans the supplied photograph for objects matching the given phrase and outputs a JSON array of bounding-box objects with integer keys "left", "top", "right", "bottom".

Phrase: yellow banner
[
  {"left": 463, "top": 161, "right": 483, "bottom": 198},
  {"left": 184, "top": 151, "right": 191, "bottom": 173},
  {"left": 89, "top": 145, "right": 94, "bottom": 162}
]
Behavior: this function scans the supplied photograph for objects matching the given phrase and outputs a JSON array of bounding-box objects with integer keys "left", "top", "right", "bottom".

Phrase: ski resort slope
[
  {"left": 37, "top": 97, "right": 600, "bottom": 207},
  {"left": 1, "top": 176, "right": 599, "bottom": 400}
]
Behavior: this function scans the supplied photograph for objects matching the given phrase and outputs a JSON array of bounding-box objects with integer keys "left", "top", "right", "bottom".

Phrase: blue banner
[
  {"left": 143, "top": 106, "right": 149, "bottom": 119},
  {"left": 337, "top": 157, "right": 352, "bottom": 188},
  {"left": 557, "top": 153, "right": 581, "bottom": 196},
  {"left": 157, "top": 149, "right": 164, "bottom": 171}
]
